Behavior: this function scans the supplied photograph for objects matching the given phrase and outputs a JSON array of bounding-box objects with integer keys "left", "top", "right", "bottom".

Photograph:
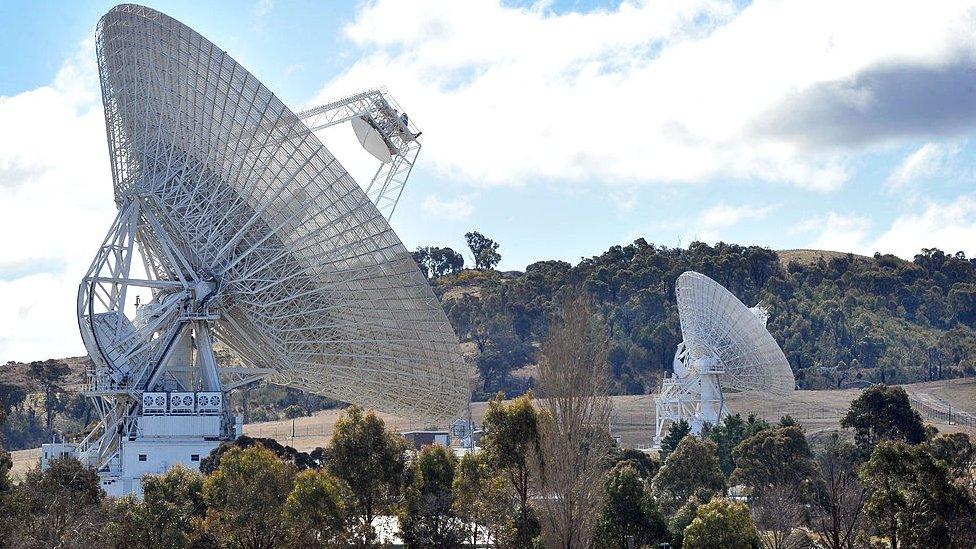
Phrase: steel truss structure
[
  {"left": 653, "top": 272, "right": 795, "bottom": 446},
  {"left": 47, "top": 4, "right": 468, "bottom": 491},
  {"left": 298, "top": 89, "right": 422, "bottom": 220}
]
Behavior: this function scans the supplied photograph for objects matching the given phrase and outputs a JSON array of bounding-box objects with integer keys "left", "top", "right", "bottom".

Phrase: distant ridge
[{"left": 777, "top": 248, "right": 874, "bottom": 267}]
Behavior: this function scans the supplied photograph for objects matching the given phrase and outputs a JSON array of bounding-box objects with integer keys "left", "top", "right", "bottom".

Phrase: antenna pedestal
[{"left": 652, "top": 344, "right": 725, "bottom": 448}]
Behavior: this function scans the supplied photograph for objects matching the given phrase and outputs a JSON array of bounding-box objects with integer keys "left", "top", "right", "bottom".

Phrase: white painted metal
[
  {"left": 297, "top": 88, "right": 423, "bottom": 221},
  {"left": 41, "top": 4, "right": 467, "bottom": 496},
  {"left": 653, "top": 272, "right": 795, "bottom": 446}
]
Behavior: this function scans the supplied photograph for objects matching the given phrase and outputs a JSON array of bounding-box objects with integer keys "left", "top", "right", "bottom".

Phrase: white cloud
[
  {"left": 421, "top": 194, "right": 474, "bottom": 220},
  {"left": 0, "top": 40, "right": 114, "bottom": 362},
  {"left": 794, "top": 212, "right": 872, "bottom": 253},
  {"left": 312, "top": 0, "right": 976, "bottom": 190},
  {"left": 683, "top": 202, "right": 777, "bottom": 243},
  {"left": 873, "top": 196, "right": 976, "bottom": 258},
  {"left": 886, "top": 142, "right": 960, "bottom": 191},
  {"left": 797, "top": 197, "right": 976, "bottom": 258}
]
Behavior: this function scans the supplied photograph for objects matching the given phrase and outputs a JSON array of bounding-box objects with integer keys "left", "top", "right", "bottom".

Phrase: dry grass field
[
  {"left": 777, "top": 249, "right": 873, "bottom": 267},
  {"left": 9, "top": 378, "right": 976, "bottom": 482}
]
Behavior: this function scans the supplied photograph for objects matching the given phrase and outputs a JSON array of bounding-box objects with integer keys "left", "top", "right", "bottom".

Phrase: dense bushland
[
  {"left": 0, "top": 385, "right": 973, "bottom": 548},
  {"left": 433, "top": 240, "right": 976, "bottom": 397}
]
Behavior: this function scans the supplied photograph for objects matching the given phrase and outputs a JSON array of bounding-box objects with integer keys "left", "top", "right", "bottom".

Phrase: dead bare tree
[
  {"left": 812, "top": 435, "right": 867, "bottom": 549},
  {"left": 752, "top": 484, "right": 809, "bottom": 549},
  {"left": 533, "top": 294, "right": 613, "bottom": 549}
]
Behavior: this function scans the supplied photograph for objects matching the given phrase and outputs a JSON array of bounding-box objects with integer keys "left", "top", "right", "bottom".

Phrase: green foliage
[
  {"left": 659, "top": 419, "right": 691, "bottom": 462},
  {"left": 202, "top": 445, "right": 297, "bottom": 549},
  {"left": 682, "top": 497, "right": 761, "bottom": 549},
  {"left": 481, "top": 392, "right": 541, "bottom": 547},
  {"left": 434, "top": 241, "right": 976, "bottom": 397},
  {"left": 413, "top": 246, "right": 465, "bottom": 278},
  {"left": 652, "top": 436, "right": 726, "bottom": 515},
  {"left": 703, "top": 413, "right": 770, "bottom": 476},
  {"left": 323, "top": 404, "right": 406, "bottom": 544},
  {"left": 27, "top": 359, "right": 71, "bottom": 435},
  {"left": 841, "top": 385, "right": 927, "bottom": 454},
  {"left": 400, "top": 445, "right": 464, "bottom": 548},
  {"left": 667, "top": 497, "right": 701, "bottom": 549},
  {"left": 284, "top": 469, "right": 351, "bottom": 548},
  {"left": 9, "top": 457, "right": 106, "bottom": 546},
  {"left": 593, "top": 462, "right": 668, "bottom": 548},
  {"left": 452, "top": 452, "right": 513, "bottom": 547},
  {"left": 465, "top": 231, "right": 502, "bottom": 270},
  {"left": 730, "top": 425, "right": 817, "bottom": 496},
  {"left": 283, "top": 403, "right": 307, "bottom": 418},
  {"left": 860, "top": 439, "right": 976, "bottom": 548},
  {"left": 103, "top": 465, "right": 206, "bottom": 549},
  {"left": 927, "top": 432, "right": 976, "bottom": 480},
  {"left": 611, "top": 447, "right": 661, "bottom": 480},
  {"left": 201, "top": 435, "right": 321, "bottom": 474}
]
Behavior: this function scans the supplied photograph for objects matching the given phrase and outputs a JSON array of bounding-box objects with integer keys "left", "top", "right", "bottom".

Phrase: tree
[
  {"left": 102, "top": 465, "right": 207, "bottom": 548},
  {"left": 683, "top": 497, "right": 761, "bottom": 549},
  {"left": 652, "top": 436, "right": 725, "bottom": 515},
  {"left": 948, "top": 282, "right": 976, "bottom": 325},
  {"left": 476, "top": 317, "right": 534, "bottom": 393},
  {"left": 9, "top": 457, "right": 106, "bottom": 547},
  {"left": 202, "top": 445, "right": 296, "bottom": 549},
  {"left": 481, "top": 392, "right": 541, "bottom": 547},
  {"left": 465, "top": 231, "right": 501, "bottom": 270},
  {"left": 730, "top": 426, "right": 817, "bottom": 496},
  {"left": 413, "top": 246, "right": 466, "bottom": 278},
  {"left": 27, "top": 359, "right": 71, "bottom": 436},
  {"left": 860, "top": 440, "right": 974, "bottom": 549},
  {"left": 611, "top": 447, "right": 660, "bottom": 480},
  {"left": 593, "top": 462, "right": 667, "bottom": 548},
  {"left": 534, "top": 295, "right": 614, "bottom": 549},
  {"left": 927, "top": 432, "right": 976, "bottom": 480},
  {"left": 811, "top": 434, "right": 867, "bottom": 549},
  {"left": 704, "top": 413, "right": 769, "bottom": 476},
  {"left": 284, "top": 469, "right": 350, "bottom": 548},
  {"left": 659, "top": 419, "right": 690, "bottom": 462},
  {"left": 0, "top": 382, "right": 26, "bottom": 418},
  {"left": 667, "top": 497, "right": 701, "bottom": 549},
  {"left": 751, "top": 484, "right": 807, "bottom": 549},
  {"left": 452, "top": 452, "right": 512, "bottom": 547},
  {"left": 412, "top": 247, "right": 431, "bottom": 278},
  {"left": 400, "top": 445, "right": 464, "bottom": 548},
  {"left": 324, "top": 405, "right": 406, "bottom": 544},
  {"left": 841, "top": 385, "right": 926, "bottom": 454}
]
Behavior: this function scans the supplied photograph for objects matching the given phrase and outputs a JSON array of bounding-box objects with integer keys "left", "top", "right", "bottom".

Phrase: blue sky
[{"left": 3, "top": 0, "right": 976, "bottom": 361}]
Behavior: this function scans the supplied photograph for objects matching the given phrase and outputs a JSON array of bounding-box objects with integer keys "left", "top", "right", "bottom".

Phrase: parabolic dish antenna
[
  {"left": 653, "top": 271, "right": 795, "bottom": 445},
  {"left": 42, "top": 3, "right": 466, "bottom": 496}
]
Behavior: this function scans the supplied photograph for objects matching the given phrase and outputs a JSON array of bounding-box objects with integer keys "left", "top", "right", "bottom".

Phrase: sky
[{"left": 3, "top": 0, "right": 976, "bottom": 362}]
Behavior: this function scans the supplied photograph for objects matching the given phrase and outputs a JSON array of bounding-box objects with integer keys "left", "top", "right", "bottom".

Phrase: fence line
[{"left": 909, "top": 396, "right": 976, "bottom": 428}]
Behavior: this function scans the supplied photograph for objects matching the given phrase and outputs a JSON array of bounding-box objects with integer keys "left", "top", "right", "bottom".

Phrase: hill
[
  {"left": 776, "top": 248, "right": 872, "bottom": 267},
  {"left": 430, "top": 242, "right": 976, "bottom": 398},
  {"left": 6, "top": 241, "right": 976, "bottom": 452}
]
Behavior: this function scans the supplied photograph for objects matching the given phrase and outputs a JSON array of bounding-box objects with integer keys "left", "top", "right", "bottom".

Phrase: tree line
[
  {"left": 419, "top": 238, "right": 976, "bottom": 398},
  {"left": 1, "top": 296, "right": 974, "bottom": 548}
]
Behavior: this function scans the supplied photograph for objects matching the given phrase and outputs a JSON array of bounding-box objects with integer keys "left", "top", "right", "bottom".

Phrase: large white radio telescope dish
[
  {"left": 43, "top": 4, "right": 467, "bottom": 496},
  {"left": 654, "top": 271, "right": 795, "bottom": 445}
]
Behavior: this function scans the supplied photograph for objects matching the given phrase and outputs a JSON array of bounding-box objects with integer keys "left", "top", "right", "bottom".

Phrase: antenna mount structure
[{"left": 41, "top": 4, "right": 467, "bottom": 497}]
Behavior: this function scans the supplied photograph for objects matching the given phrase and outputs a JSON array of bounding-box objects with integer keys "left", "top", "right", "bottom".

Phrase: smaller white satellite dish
[
  {"left": 351, "top": 116, "right": 394, "bottom": 163},
  {"left": 653, "top": 271, "right": 795, "bottom": 447}
]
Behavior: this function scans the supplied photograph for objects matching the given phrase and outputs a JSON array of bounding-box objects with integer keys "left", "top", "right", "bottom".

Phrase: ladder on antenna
[{"left": 297, "top": 89, "right": 422, "bottom": 221}]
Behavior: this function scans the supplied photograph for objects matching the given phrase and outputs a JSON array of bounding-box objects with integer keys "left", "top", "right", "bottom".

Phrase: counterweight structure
[
  {"left": 41, "top": 4, "right": 467, "bottom": 496},
  {"left": 653, "top": 272, "right": 795, "bottom": 447}
]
